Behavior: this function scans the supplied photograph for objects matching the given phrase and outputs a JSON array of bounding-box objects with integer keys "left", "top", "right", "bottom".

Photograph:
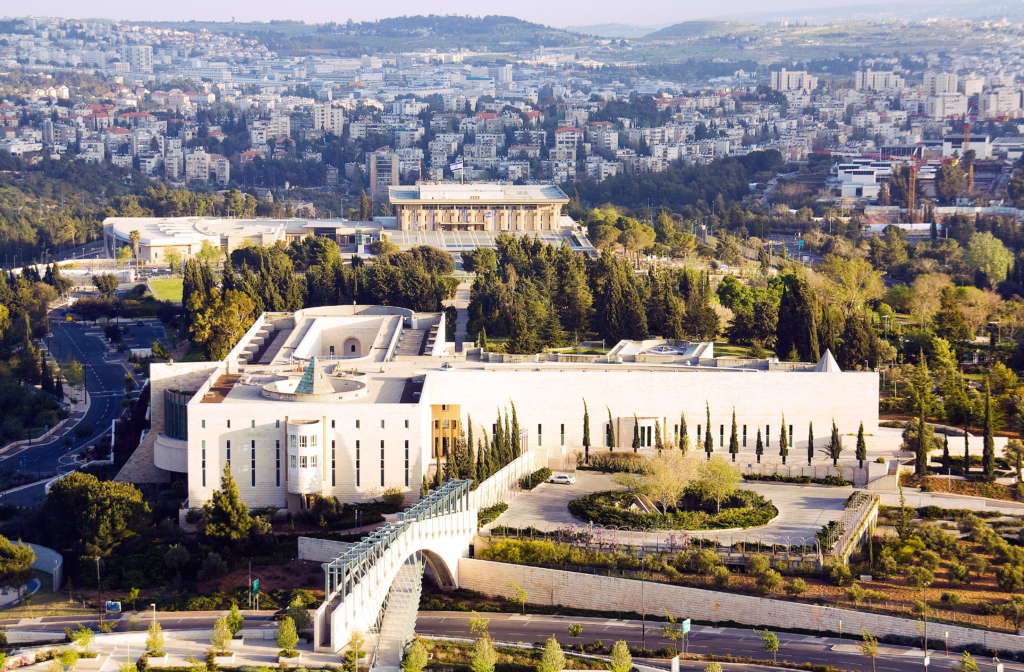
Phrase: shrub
[
  {"left": 906, "top": 567, "right": 936, "bottom": 590},
  {"left": 912, "top": 600, "right": 928, "bottom": 615},
  {"left": 846, "top": 584, "right": 866, "bottom": 603},
  {"left": 520, "top": 468, "right": 552, "bottom": 490},
  {"left": 828, "top": 563, "right": 853, "bottom": 587},
  {"left": 941, "top": 592, "right": 962, "bottom": 607},
  {"left": 786, "top": 578, "right": 807, "bottom": 596},
  {"left": 757, "top": 569, "right": 783, "bottom": 594},
  {"left": 198, "top": 553, "right": 228, "bottom": 581},
  {"left": 998, "top": 565, "right": 1024, "bottom": 593},
  {"left": 478, "top": 503, "right": 508, "bottom": 527},
  {"left": 747, "top": 553, "right": 770, "bottom": 576},
  {"left": 583, "top": 453, "right": 647, "bottom": 474},
  {"left": 948, "top": 562, "right": 969, "bottom": 586},
  {"left": 382, "top": 486, "right": 406, "bottom": 510},
  {"left": 276, "top": 617, "right": 299, "bottom": 655},
  {"left": 711, "top": 566, "right": 730, "bottom": 588},
  {"left": 919, "top": 551, "right": 941, "bottom": 571}
]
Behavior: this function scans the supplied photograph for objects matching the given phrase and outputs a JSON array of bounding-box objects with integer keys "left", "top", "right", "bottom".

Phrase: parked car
[{"left": 547, "top": 474, "right": 576, "bottom": 485}]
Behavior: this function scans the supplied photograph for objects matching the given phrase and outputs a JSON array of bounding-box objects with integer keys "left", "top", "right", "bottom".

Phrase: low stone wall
[
  {"left": 297, "top": 536, "right": 355, "bottom": 562},
  {"left": 26, "top": 543, "right": 62, "bottom": 592},
  {"left": 457, "top": 558, "right": 1024, "bottom": 653}
]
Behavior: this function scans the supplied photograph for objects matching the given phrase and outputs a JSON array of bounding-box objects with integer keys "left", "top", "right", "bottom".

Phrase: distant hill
[
  {"left": 645, "top": 20, "right": 758, "bottom": 38},
  {"left": 562, "top": 23, "right": 674, "bottom": 38},
  {"left": 137, "top": 15, "right": 586, "bottom": 54}
]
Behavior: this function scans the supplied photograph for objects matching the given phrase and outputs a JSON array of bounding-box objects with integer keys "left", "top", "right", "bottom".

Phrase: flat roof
[{"left": 388, "top": 183, "right": 569, "bottom": 204}]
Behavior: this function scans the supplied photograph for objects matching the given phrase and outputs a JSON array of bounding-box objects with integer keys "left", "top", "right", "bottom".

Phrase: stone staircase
[
  {"left": 237, "top": 323, "right": 275, "bottom": 366},
  {"left": 369, "top": 554, "right": 424, "bottom": 672},
  {"left": 394, "top": 330, "right": 426, "bottom": 358},
  {"left": 422, "top": 323, "right": 440, "bottom": 356}
]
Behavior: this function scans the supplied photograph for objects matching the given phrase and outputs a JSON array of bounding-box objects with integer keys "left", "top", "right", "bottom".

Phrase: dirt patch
[
  {"left": 901, "top": 473, "right": 1021, "bottom": 502},
  {"left": 199, "top": 558, "right": 325, "bottom": 597}
]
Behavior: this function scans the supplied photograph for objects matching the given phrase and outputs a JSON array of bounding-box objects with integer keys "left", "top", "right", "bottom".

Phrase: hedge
[
  {"left": 568, "top": 489, "right": 777, "bottom": 530},
  {"left": 519, "top": 468, "right": 552, "bottom": 490},
  {"left": 743, "top": 474, "right": 853, "bottom": 487}
]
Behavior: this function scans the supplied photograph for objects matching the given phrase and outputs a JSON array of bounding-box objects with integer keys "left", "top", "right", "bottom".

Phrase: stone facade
[{"left": 457, "top": 559, "right": 1024, "bottom": 653}]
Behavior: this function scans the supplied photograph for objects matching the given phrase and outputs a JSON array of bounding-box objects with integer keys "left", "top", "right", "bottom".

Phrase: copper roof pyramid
[{"left": 295, "top": 356, "right": 334, "bottom": 394}]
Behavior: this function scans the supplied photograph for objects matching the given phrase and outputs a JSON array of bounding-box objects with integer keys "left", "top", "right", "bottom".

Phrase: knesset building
[{"left": 130, "top": 305, "right": 878, "bottom": 513}]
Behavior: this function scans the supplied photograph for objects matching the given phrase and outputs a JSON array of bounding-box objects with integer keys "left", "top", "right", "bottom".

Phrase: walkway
[{"left": 443, "top": 282, "right": 470, "bottom": 351}]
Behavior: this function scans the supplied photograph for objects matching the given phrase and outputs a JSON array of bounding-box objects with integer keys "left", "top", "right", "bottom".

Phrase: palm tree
[{"left": 129, "top": 230, "right": 141, "bottom": 272}]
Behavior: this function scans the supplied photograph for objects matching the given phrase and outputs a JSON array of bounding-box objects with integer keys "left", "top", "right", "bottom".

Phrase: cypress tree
[
  {"left": 504, "top": 409, "right": 512, "bottom": 464},
  {"left": 582, "top": 400, "right": 591, "bottom": 464},
  {"left": 963, "top": 413, "right": 971, "bottom": 477},
  {"left": 466, "top": 416, "right": 475, "bottom": 483},
  {"left": 679, "top": 412, "right": 689, "bottom": 455},
  {"left": 704, "top": 402, "right": 713, "bottom": 459},
  {"left": 221, "top": 251, "right": 235, "bottom": 291},
  {"left": 755, "top": 428, "right": 764, "bottom": 463},
  {"left": 941, "top": 435, "right": 950, "bottom": 472},
  {"left": 857, "top": 421, "right": 867, "bottom": 469},
  {"left": 830, "top": 420, "right": 842, "bottom": 467},
  {"left": 434, "top": 458, "right": 443, "bottom": 487},
  {"left": 607, "top": 406, "right": 615, "bottom": 450},
  {"left": 510, "top": 402, "right": 520, "bottom": 459},
  {"left": 916, "top": 404, "right": 928, "bottom": 476},
  {"left": 729, "top": 409, "right": 739, "bottom": 462},
  {"left": 494, "top": 410, "right": 505, "bottom": 464},
  {"left": 632, "top": 415, "right": 641, "bottom": 453},
  {"left": 779, "top": 414, "right": 788, "bottom": 465},
  {"left": 983, "top": 378, "right": 996, "bottom": 480},
  {"left": 655, "top": 420, "right": 664, "bottom": 452},
  {"left": 807, "top": 422, "right": 814, "bottom": 466},
  {"left": 40, "top": 353, "right": 53, "bottom": 394}
]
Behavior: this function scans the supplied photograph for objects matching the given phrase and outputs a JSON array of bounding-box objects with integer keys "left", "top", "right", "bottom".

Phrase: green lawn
[{"left": 148, "top": 278, "right": 183, "bottom": 303}]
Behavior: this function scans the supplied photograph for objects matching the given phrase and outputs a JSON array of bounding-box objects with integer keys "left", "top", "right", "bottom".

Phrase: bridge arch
[{"left": 314, "top": 480, "right": 476, "bottom": 656}]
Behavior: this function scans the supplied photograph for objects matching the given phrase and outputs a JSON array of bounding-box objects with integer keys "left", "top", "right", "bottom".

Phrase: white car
[{"left": 547, "top": 474, "right": 576, "bottom": 485}]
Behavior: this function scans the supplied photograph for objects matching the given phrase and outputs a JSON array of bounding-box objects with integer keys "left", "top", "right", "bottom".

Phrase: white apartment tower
[
  {"left": 314, "top": 105, "right": 346, "bottom": 135},
  {"left": 770, "top": 69, "right": 818, "bottom": 92},
  {"left": 119, "top": 45, "right": 153, "bottom": 73}
]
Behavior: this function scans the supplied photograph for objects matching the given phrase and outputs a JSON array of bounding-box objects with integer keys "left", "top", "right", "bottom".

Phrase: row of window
[
  {"left": 202, "top": 439, "right": 283, "bottom": 488},
  {"left": 204, "top": 419, "right": 411, "bottom": 430}
]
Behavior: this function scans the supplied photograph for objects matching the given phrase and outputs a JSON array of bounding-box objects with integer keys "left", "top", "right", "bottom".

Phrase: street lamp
[{"left": 151, "top": 603, "right": 157, "bottom": 626}]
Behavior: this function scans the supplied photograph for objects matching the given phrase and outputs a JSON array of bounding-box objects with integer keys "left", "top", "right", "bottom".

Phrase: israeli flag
[{"left": 450, "top": 160, "right": 463, "bottom": 171}]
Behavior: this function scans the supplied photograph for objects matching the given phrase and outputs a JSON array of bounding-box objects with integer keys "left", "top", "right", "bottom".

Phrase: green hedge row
[
  {"left": 519, "top": 468, "right": 552, "bottom": 490},
  {"left": 742, "top": 474, "right": 853, "bottom": 487},
  {"left": 568, "top": 489, "right": 777, "bottom": 530}
]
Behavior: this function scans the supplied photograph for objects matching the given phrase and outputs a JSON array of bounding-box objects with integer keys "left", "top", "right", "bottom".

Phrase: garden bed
[
  {"left": 742, "top": 474, "right": 852, "bottom": 487},
  {"left": 568, "top": 489, "right": 777, "bottom": 530},
  {"left": 899, "top": 473, "right": 1022, "bottom": 502}
]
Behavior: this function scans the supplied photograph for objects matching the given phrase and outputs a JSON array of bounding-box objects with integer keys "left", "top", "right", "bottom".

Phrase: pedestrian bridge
[{"left": 312, "top": 479, "right": 477, "bottom": 662}]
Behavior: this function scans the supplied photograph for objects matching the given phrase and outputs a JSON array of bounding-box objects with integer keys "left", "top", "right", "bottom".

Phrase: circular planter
[
  {"left": 279, "top": 653, "right": 302, "bottom": 665},
  {"left": 147, "top": 654, "right": 169, "bottom": 668},
  {"left": 213, "top": 654, "right": 235, "bottom": 665}
]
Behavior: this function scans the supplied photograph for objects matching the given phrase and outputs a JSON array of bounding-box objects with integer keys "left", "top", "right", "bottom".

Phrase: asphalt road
[
  {"left": 11, "top": 610, "right": 1017, "bottom": 672},
  {"left": 0, "top": 317, "right": 163, "bottom": 505}
]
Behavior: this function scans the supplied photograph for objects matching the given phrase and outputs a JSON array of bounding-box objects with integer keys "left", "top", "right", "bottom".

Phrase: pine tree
[
  {"left": 807, "top": 422, "right": 814, "bottom": 466},
  {"left": 729, "top": 409, "right": 739, "bottom": 462},
  {"left": 983, "top": 377, "right": 996, "bottom": 480},
  {"left": 582, "top": 400, "right": 591, "bottom": 464},
  {"left": 779, "top": 414, "right": 789, "bottom": 465},
  {"left": 201, "top": 464, "right": 252, "bottom": 547},
  {"left": 607, "top": 406, "right": 615, "bottom": 450},
  {"left": 632, "top": 415, "right": 641, "bottom": 453},
  {"left": 704, "top": 402, "right": 713, "bottom": 459},
  {"left": 755, "top": 428, "right": 764, "bottom": 463},
  {"left": 857, "top": 421, "right": 867, "bottom": 469}
]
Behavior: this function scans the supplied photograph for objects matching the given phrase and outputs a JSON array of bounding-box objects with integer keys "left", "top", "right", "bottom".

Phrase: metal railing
[{"left": 323, "top": 479, "right": 471, "bottom": 599}]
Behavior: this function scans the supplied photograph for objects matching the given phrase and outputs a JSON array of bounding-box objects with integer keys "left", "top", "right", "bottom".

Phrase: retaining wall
[
  {"left": 457, "top": 558, "right": 1024, "bottom": 652},
  {"left": 298, "top": 537, "right": 355, "bottom": 562}
]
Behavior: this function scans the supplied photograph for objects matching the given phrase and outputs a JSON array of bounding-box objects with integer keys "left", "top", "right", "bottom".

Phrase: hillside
[
  {"left": 137, "top": 15, "right": 586, "bottom": 54},
  {"left": 645, "top": 20, "right": 759, "bottom": 39}
]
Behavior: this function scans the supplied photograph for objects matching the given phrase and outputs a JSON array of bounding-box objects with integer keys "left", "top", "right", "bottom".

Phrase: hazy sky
[{"left": 24, "top": 0, "right": 890, "bottom": 29}]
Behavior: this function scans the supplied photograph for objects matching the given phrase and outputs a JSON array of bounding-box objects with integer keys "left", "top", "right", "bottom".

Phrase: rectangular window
[
  {"left": 300, "top": 456, "right": 307, "bottom": 468},
  {"left": 299, "top": 435, "right": 307, "bottom": 448},
  {"left": 310, "top": 435, "right": 317, "bottom": 447},
  {"left": 538, "top": 423, "right": 542, "bottom": 447},
  {"left": 251, "top": 420, "right": 255, "bottom": 428},
  {"left": 720, "top": 425, "right": 724, "bottom": 447},
  {"left": 331, "top": 419, "right": 335, "bottom": 429},
  {"left": 647, "top": 426, "right": 652, "bottom": 446},
  {"left": 404, "top": 441, "right": 409, "bottom": 487},
  {"left": 331, "top": 440, "right": 336, "bottom": 487},
  {"left": 290, "top": 455, "right": 297, "bottom": 469},
  {"left": 405, "top": 420, "right": 409, "bottom": 429},
  {"left": 202, "top": 419, "right": 206, "bottom": 429},
  {"left": 356, "top": 420, "right": 360, "bottom": 429},
  {"left": 290, "top": 435, "right": 297, "bottom": 448},
  {"left": 697, "top": 425, "right": 702, "bottom": 440},
  {"left": 743, "top": 425, "right": 747, "bottom": 447},
  {"left": 766, "top": 426, "right": 770, "bottom": 448},
  {"left": 442, "top": 404, "right": 448, "bottom": 411},
  {"left": 251, "top": 444, "right": 256, "bottom": 487},
  {"left": 276, "top": 420, "right": 280, "bottom": 429},
  {"left": 789, "top": 425, "right": 794, "bottom": 447},
  {"left": 380, "top": 441, "right": 385, "bottom": 487},
  {"left": 434, "top": 436, "right": 439, "bottom": 456},
  {"left": 201, "top": 442, "right": 206, "bottom": 487},
  {"left": 356, "top": 440, "right": 361, "bottom": 487},
  {"left": 381, "top": 420, "right": 385, "bottom": 429},
  {"left": 226, "top": 419, "right": 230, "bottom": 428},
  {"left": 311, "top": 455, "right": 317, "bottom": 469},
  {"left": 276, "top": 441, "right": 281, "bottom": 487},
  {"left": 560, "top": 424, "right": 565, "bottom": 446},
  {"left": 435, "top": 420, "right": 440, "bottom": 429},
  {"left": 226, "top": 441, "right": 230, "bottom": 465}
]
